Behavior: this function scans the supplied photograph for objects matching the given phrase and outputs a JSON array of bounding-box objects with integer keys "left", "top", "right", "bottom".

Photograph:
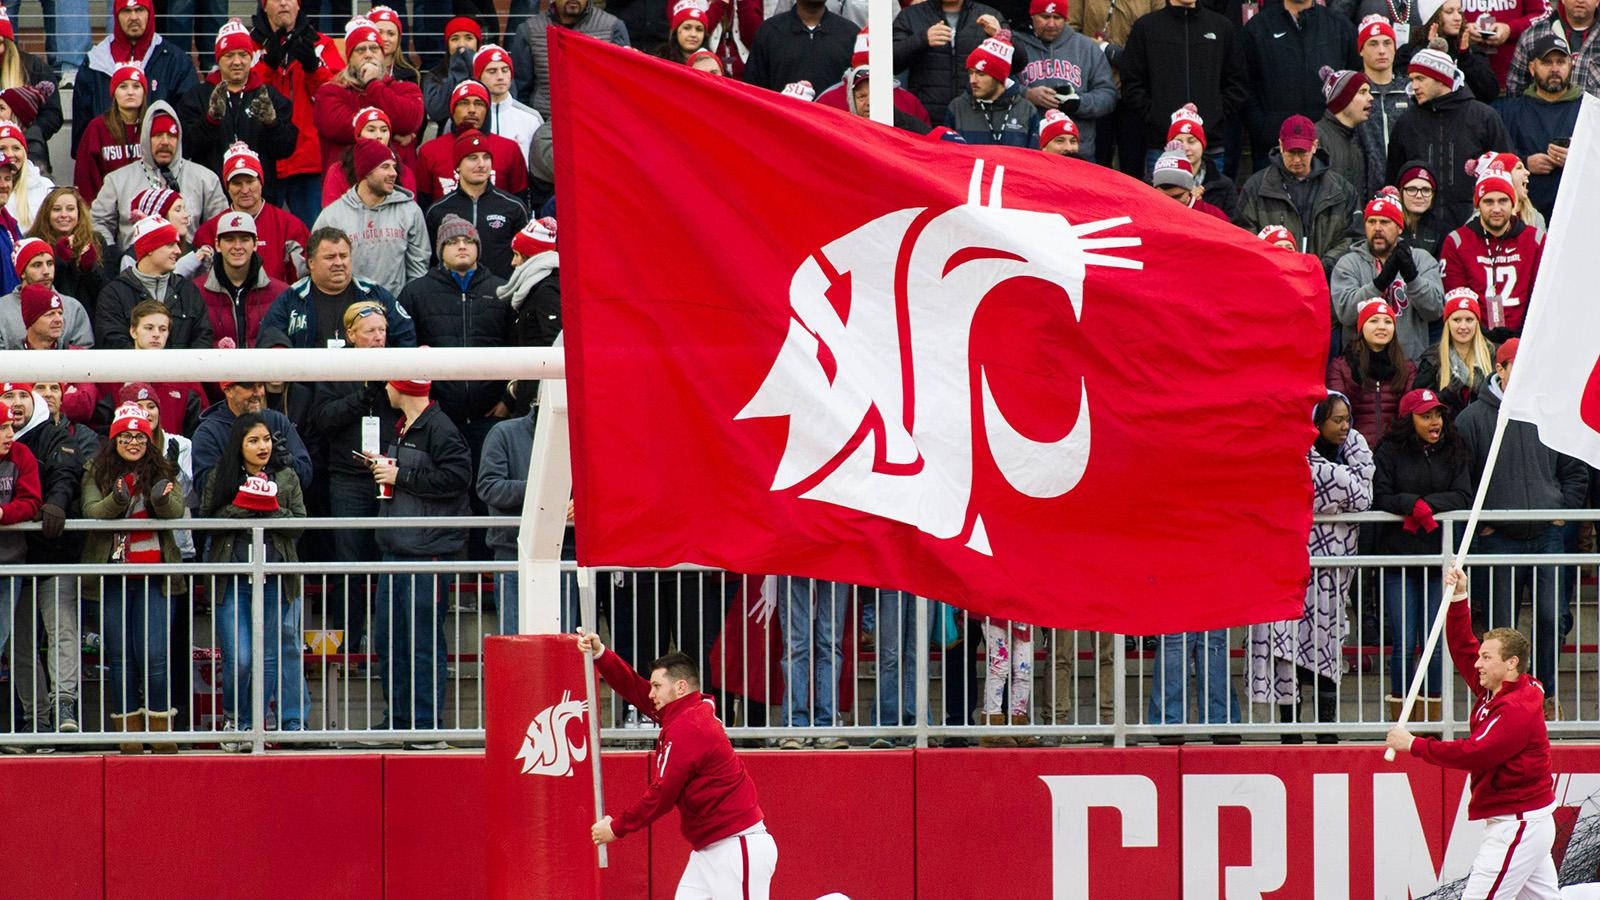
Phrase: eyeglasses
[
  {"left": 1402, "top": 186, "right": 1433, "bottom": 197},
  {"left": 114, "top": 432, "right": 148, "bottom": 444}
]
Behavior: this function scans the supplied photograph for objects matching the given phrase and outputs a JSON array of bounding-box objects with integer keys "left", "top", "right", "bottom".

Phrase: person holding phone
[{"left": 1496, "top": 33, "right": 1581, "bottom": 221}]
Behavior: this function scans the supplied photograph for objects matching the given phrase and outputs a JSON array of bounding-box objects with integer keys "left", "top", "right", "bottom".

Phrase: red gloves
[{"left": 1403, "top": 498, "right": 1439, "bottom": 534}]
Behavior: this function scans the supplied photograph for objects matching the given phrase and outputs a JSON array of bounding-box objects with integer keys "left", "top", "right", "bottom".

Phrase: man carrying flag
[{"left": 576, "top": 628, "right": 777, "bottom": 898}]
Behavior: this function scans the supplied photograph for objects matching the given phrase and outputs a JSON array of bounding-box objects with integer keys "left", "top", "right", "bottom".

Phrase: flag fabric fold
[{"left": 551, "top": 30, "right": 1330, "bottom": 633}]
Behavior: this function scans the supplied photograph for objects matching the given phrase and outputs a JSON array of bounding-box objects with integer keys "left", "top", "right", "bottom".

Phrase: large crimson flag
[{"left": 551, "top": 31, "right": 1330, "bottom": 633}]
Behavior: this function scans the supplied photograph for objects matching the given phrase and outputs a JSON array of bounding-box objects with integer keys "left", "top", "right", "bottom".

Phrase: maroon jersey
[{"left": 1439, "top": 218, "right": 1543, "bottom": 333}]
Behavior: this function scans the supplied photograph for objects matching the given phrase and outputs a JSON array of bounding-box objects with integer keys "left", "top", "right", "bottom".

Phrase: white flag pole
[
  {"left": 867, "top": 0, "right": 892, "bottom": 127},
  {"left": 578, "top": 567, "right": 608, "bottom": 867}
]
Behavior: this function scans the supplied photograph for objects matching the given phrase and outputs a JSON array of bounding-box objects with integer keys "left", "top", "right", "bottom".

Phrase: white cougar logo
[
  {"left": 738, "top": 160, "right": 1142, "bottom": 555},
  {"left": 515, "top": 690, "right": 589, "bottom": 777}
]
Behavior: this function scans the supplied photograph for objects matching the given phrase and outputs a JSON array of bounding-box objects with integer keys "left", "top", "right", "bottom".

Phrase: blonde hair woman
[
  {"left": 1414, "top": 288, "right": 1494, "bottom": 417},
  {"left": 0, "top": 118, "right": 51, "bottom": 229}
]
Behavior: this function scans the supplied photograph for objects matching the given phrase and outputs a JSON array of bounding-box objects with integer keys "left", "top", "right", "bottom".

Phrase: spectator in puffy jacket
[
  {"left": 1395, "top": 0, "right": 1500, "bottom": 102},
  {"left": 400, "top": 214, "right": 512, "bottom": 449},
  {"left": 312, "top": 140, "right": 429, "bottom": 300},
  {"left": 1456, "top": 337, "right": 1588, "bottom": 702},
  {"left": 1241, "top": 0, "right": 1358, "bottom": 171},
  {"left": 945, "top": 34, "right": 1041, "bottom": 147},
  {"left": 744, "top": 0, "right": 860, "bottom": 92},
  {"left": 1356, "top": 17, "right": 1413, "bottom": 203},
  {"left": 893, "top": 0, "right": 1021, "bottom": 121},
  {"left": 1120, "top": 0, "right": 1248, "bottom": 174},
  {"left": 193, "top": 144, "right": 309, "bottom": 288},
  {"left": 423, "top": 131, "right": 530, "bottom": 278},
  {"left": 1371, "top": 388, "right": 1471, "bottom": 714},
  {"left": 509, "top": 0, "right": 631, "bottom": 120},
  {"left": 1013, "top": 0, "right": 1117, "bottom": 160},
  {"left": 256, "top": 226, "right": 417, "bottom": 350},
  {"left": 500, "top": 217, "right": 561, "bottom": 352},
  {"left": 177, "top": 21, "right": 298, "bottom": 203},
  {"left": 197, "top": 211, "right": 289, "bottom": 350},
  {"left": 1386, "top": 43, "right": 1514, "bottom": 226},
  {"left": 369, "top": 377, "right": 473, "bottom": 736},
  {"left": 1414, "top": 288, "right": 1494, "bottom": 416},
  {"left": 1330, "top": 188, "right": 1445, "bottom": 361},
  {"left": 1506, "top": 0, "right": 1600, "bottom": 97},
  {"left": 1315, "top": 66, "right": 1374, "bottom": 200},
  {"left": 95, "top": 217, "right": 213, "bottom": 351},
  {"left": 250, "top": 0, "right": 345, "bottom": 227},
  {"left": 1437, "top": 164, "right": 1544, "bottom": 337},
  {"left": 313, "top": 20, "right": 425, "bottom": 175},
  {"left": 1235, "top": 115, "right": 1359, "bottom": 274},
  {"left": 1495, "top": 33, "right": 1582, "bottom": 220},
  {"left": 1327, "top": 298, "right": 1417, "bottom": 447},
  {"left": 70, "top": 0, "right": 199, "bottom": 152}
]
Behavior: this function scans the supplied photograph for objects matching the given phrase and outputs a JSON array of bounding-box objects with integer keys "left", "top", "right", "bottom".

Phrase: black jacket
[
  {"left": 1372, "top": 430, "right": 1473, "bottom": 555},
  {"left": 1234, "top": 150, "right": 1359, "bottom": 273},
  {"left": 1196, "top": 159, "right": 1239, "bottom": 219},
  {"left": 514, "top": 268, "right": 562, "bottom": 348},
  {"left": 306, "top": 377, "right": 402, "bottom": 480},
  {"left": 1455, "top": 380, "right": 1589, "bottom": 538},
  {"left": 95, "top": 267, "right": 214, "bottom": 350},
  {"left": 377, "top": 402, "right": 474, "bottom": 559},
  {"left": 1241, "top": 2, "right": 1358, "bottom": 149},
  {"left": 1384, "top": 88, "right": 1513, "bottom": 228},
  {"left": 744, "top": 8, "right": 861, "bottom": 94},
  {"left": 892, "top": 0, "right": 1022, "bottom": 122},
  {"left": 608, "top": 0, "right": 671, "bottom": 59},
  {"left": 175, "top": 73, "right": 298, "bottom": 198},
  {"left": 398, "top": 266, "right": 513, "bottom": 425},
  {"left": 17, "top": 414, "right": 83, "bottom": 563},
  {"left": 18, "top": 49, "right": 64, "bottom": 174},
  {"left": 1120, "top": 2, "right": 1249, "bottom": 150},
  {"left": 424, "top": 187, "right": 531, "bottom": 280}
]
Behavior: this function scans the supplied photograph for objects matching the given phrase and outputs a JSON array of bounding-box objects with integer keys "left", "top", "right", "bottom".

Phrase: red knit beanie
[
  {"left": 353, "top": 138, "right": 396, "bottom": 182},
  {"left": 388, "top": 378, "right": 431, "bottom": 396}
]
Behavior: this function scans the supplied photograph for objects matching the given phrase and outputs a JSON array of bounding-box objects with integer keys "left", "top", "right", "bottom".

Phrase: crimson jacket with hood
[
  {"left": 0, "top": 438, "right": 41, "bottom": 564},
  {"left": 197, "top": 254, "right": 290, "bottom": 349},
  {"left": 595, "top": 648, "right": 764, "bottom": 850}
]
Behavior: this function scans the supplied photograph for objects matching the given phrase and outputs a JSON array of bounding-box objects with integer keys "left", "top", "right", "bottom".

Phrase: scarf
[
  {"left": 119, "top": 473, "right": 162, "bottom": 563},
  {"left": 496, "top": 250, "right": 557, "bottom": 310},
  {"left": 110, "top": 29, "right": 154, "bottom": 66}
]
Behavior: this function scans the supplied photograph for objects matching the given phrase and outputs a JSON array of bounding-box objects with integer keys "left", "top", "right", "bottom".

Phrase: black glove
[
  {"left": 39, "top": 503, "right": 65, "bottom": 539},
  {"left": 1058, "top": 93, "right": 1081, "bottom": 115},
  {"left": 364, "top": 379, "right": 388, "bottom": 407},
  {"left": 1394, "top": 241, "right": 1418, "bottom": 282},
  {"left": 259, "top": 23, "right": 289, "bottom": 69},
  {"left": 112, "top": 478, "right": 131, "bottom": 505},
  {"left": 289, "top": 27, "right": 321, "bottom": 71},
  {"left": 1372, "top": 249, "right": 1403, "bottom": 292}
]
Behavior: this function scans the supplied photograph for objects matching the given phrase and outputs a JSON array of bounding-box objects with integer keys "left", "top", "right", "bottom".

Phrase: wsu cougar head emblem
[
  {"left": 738, "top": 160, "right": 1142, "bottom": 554},
  {"left": 515, "top": 690, "right": 589, "bottom": 777}
]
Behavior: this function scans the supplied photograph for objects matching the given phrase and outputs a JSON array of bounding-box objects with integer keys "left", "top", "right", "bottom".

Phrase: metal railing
[{"left": 0, "top": 510, "right": 1596, "bottom": 751}]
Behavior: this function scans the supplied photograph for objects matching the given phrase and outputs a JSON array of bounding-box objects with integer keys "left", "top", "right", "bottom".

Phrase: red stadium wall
[{"left": 6, "top": 747, "right": 1600, "bottom": 898}]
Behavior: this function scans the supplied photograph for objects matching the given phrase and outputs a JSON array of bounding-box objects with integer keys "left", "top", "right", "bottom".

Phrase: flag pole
[
  {"left": 1383, "top": 392, "right": 1514, "bottom": 761},
  {"left": 579, "top": 567, "right": 608, "bottom": 866}
]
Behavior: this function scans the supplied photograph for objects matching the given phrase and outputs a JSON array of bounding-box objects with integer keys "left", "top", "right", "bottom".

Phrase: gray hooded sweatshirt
[
  {"left": 90, "top": 100, "right": 228, "bottom": 251},
  {"left": 312, "top": 185, "right": 430, "bottom": 301},
  {"left": 0, "top": 289, "right": 94, "bottom": 349}
]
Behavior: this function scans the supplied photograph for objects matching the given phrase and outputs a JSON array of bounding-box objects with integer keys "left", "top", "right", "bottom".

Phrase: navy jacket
[
  {"left": 1494, "top": 86, "right": 1581, "bottom": 221},
  {"left": 256, "top": 277, "right": 418, "bottom": 349}
]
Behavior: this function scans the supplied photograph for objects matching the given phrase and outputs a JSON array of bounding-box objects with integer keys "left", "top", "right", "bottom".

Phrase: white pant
[
  {"left": 676, "top": 824, "right": 777, "bottom": 900},
  {"left": 1464, "top": 805, "right": 1560, "bottom": 900}
]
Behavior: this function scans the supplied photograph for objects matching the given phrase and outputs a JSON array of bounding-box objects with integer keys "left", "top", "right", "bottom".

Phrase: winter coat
[
  {"left": 0, "top": 288, "right": 93, "bottom": 349},
  {"left": 190, "top": 401, "right": 314, "bottom": 497},
  {"left": 1438, "top": 217, "right": 1543, "bottom": 335},
  {"left": 94, "top": 266, "right": 213, "bottom": 351},
  {"left": 743, "top": 8, "right": 860, "bottom": 94},
  {"left": 398, "top": 266, "right": 513, "bottom": 424},
  {"left": 251, "top": 9, "right": 345, "bottom": 179},
  {"left": 90, "top": 101, "right": 229, "bottom": 251},
  {"left": 1316, "top": 113, "right": 1369, "bottom": 200},
  {"left": 14, "top": 397, "right": 78, "bottom": 517},
  {"left": 1240, "top": 2, "right": 1358, "bottom": 152},
  {"left": 892, "top": 0, "right": 1019, "bottom": 122},
  {"left": 78, "top": 456, "right": 186, "bottom": 601},
  {"left": 199, "top": 464, "right": 306, "bottom": 598},
  {"left": 424, "top": 187, "right": 529, "bottom": 280},
  {"left": 313, "top": 74, "right": 426, "bottom": 173},
  {"left": 71, "top": 34, "right": 200, "bottom": 151},
  {"left": 1013, "top": 29, "right": 1118, "bottom": 159},
  {"left": 1120, "top": 2, "right": 1251, "bottom": 151},
  {"left": 1248, "top": 427, "right": 1373, "bottom": 703},
  {"left": 769, "top": 0, "right": 871, "bottom": 26},
  {"left": 175, "top": 69, "right": 298, "bottom": 198},
  {"left": 1506, "top": 8, "right": 1600, "bottom": 98},
  {"left": 1402, "top": 207, "right": 1456, "bottom": 260},
  {"left": 1460, "top": 0, "right": 1548, "bottom": 85},
  {"left": 1069, "top": 0, "right": 1166, "bottom": 89},
  {"left": 1455, "top": 377, "right": 1589, "bottom": 537},
  {"left": 193, "top": 203, "right": 309, "bottom": 287},
  {"left": 311, "top": 187, "right": 430, "bottom": 300},
  {"left": 73, "top": 116, "right": 143, "bottom": 207},
  {"left": 1328, "top": 240, "right": 1446, "bottom": 360},
  {"left": 510, "top": 7, "right": 631, "bottom": 119},
  {"left": 945, "top": 82, "right": 1040, "bottom": 147},
  {"left": 376, "top": 402, "right": 474, "bottom": 558},
  {"left": 1235, "top": 150, "right": 1359, "bottom": 273},
  {"left": 0, "top": 441, "right": 42, "bottom": 564},
  {"left": 1326, "top": 343, "right": 1417, "bottom": 447},
  {"left": 509, "top": 262, "right": 561, "bottom": 347},
  {"left": 1495, "top": 85, "right": 1582, "bottom": 220},
  {"left": 1195, "top": 159, "right": 1239, "bottom": 219},
  {"left": 305, "top": 375, "right": 401, "bottom": 480},
  {"left": 413, "top": 128, "right": 530, "bottom": 209},
  {"left": 1357, "top": 75, "right": 1411, "bottom": 195},
  {"left": 1384, "top": 87, "right": 1513, "bottom": 227},
  {"left": 256, "top": 275, "right": 418, "bottom": 350},
  {"left": 477, "top": 409, "right": 534, "bottom": 556},
  {"left": 1413, "top": 343, "right": 1490, "bottom": 418},
  {"left": 1371, "top": 429, "right": 1472, "bottom": 555},
  {"left": 1392, "top": 40, "right": 1499, "bottom": 104},
  {"left": 197, "top": 256, "right": 290, "bottom": 349}
]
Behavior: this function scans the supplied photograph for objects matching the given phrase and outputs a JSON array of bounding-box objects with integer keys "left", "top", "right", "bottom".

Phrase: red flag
[{"left": 552, "top": 31, "right": 1329, "bottom": 633}]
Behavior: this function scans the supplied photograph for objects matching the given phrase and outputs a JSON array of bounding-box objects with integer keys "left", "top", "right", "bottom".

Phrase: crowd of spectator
[{"left": 0, "top": 0, "right": 1591, "bottom": 750}]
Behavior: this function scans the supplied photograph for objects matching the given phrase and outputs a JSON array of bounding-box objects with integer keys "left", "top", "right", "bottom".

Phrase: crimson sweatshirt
[
  {"left": 1410, "top": 599, "right": 1555, "bottom": 820},
  {"left": 1439, "top": 218, "right": 1544, "bottom": 334},
  {"left": 595, "top": 649, "right": 764, "bottom": 850},
  {"left": 73, "top": 116, "right": 142, "bottom": 206}
]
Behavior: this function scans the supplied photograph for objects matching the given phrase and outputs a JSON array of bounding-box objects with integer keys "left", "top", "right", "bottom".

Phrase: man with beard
[
  {"left": 1330, "top": 187, "right": 1444, "bottom": 360},
  {"left": 1496, "top": 33, "right": 1582, "bottom": 219},
  {"left": 69, "top": 0, "right": 199, "bottom": 150},
  {"left": 509, "top": 0, "right": 629, "bottom": 120},
  {"left": 1439, "top": 165, "right": 1546, "bottom": 338},
  {"left": 413, "top": 81, "right": 530, "bottom": 208},
  {"left": 312, "top": 140, "right": 429, "bottom": 300}
]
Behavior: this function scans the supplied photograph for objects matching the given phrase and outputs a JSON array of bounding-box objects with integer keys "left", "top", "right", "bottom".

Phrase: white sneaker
[{"left": 220, "top": 720, "right": 248, "bottom": 753}]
